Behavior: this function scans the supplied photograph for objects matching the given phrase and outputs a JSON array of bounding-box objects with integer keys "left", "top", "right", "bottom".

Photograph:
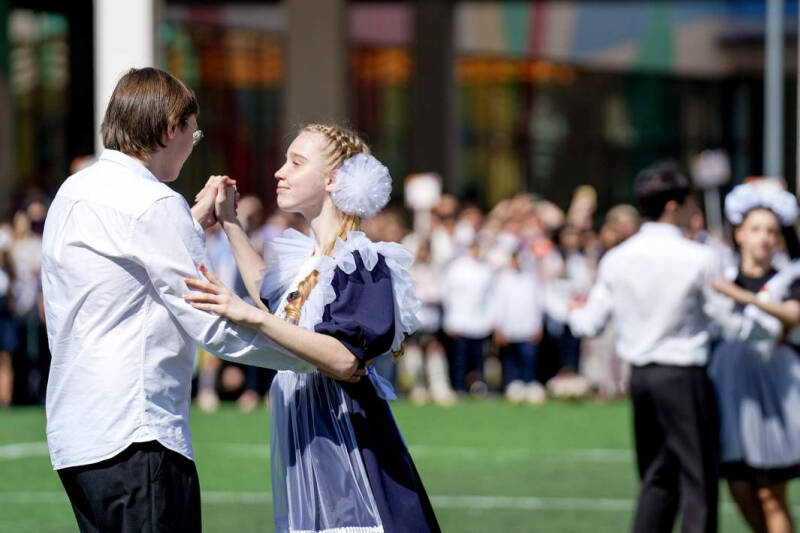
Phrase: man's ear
[
  {"left": 165, "top": 120, "right": 179, "bottom": 142},
  {"left": 663, "top": 199, "right": 678, "bottom": 215}
]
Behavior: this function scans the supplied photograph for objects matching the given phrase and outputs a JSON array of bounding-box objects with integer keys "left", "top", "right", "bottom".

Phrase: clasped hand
[{"left": 192, "top": 175, "right": 239, "bottom": 229}]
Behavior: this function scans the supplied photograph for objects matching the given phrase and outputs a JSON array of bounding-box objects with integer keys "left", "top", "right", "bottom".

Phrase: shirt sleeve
[
  {"left": 131, "top": 196, "right": 313, "bottom": 372},
  {"left": 314, "top": 251, "right": 396, "bottom": 362},
  {"left": 568, "top": 257, "right": 613, "bottom": 337}
]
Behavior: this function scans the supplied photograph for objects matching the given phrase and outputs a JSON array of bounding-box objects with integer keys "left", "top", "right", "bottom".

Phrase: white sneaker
[
  {"left": 430, "top": 383, "right": 457, "bottom": 406},
  {"left": 564, "top": 375, "right": 591, "bottom": 399},
  {"left": 525, "top": 382, "right": 547, "bottom": 405},
  {"left": 547, "top": 374, "right": 591, "bottom": 400},
  {"left": 505, "top": 380, "right": 527, "bottom": 404}
]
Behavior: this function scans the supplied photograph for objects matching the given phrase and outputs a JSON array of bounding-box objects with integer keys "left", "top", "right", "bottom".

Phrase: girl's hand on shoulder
[{"left": 184, "top": 264, "right": 262, "bottom": 328}]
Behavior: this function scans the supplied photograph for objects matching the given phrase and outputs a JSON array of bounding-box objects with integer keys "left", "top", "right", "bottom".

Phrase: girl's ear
[{"left": 324, "top": 172, "right": 336, "bottom": 192}]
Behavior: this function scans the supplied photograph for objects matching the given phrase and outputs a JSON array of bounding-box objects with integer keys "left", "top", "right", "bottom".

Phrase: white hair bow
[{"left": 331, "top": 153, "right": 392, "bottom": 218}]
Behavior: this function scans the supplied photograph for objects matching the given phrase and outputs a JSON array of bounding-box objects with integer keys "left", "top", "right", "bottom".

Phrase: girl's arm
[
  {"left": 712, "top": 280, "right": 800, "bottom": 328},
  {"left": 214, "top": 182, "right": 269, "bottom": 310},
  {"left": 185, "top": 265, "right": 363, "bottom": 381}
]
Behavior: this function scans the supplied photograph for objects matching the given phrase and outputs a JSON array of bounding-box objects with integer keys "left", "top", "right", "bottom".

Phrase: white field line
[
  {"left": 0, "top": 491, "right": 790, "bottom": 515},
  {"left": 409, "top": 446, "right": 633, "bottom": 463},
  {"left": 212, "top": 443, "right": 269, "bottom": 457},
  {"left": 1, "top": 441, "right": 633, "bottom": 464},
  {"left": 0, "top": 442, "right": 49, "bottom": 461},
  {"left": 199, "top": 493, "right": 637, "bottom": 511},
  {"left": 204, "top": 443, "right": 633, "bottom": 464}
]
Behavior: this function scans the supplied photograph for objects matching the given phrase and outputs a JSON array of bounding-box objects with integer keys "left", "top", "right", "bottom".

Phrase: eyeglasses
[{"left": 192, "top": 129, "right": 204, "bottom": 146}]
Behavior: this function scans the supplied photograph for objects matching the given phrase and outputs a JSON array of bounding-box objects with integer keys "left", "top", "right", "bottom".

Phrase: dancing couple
[
  {"left": 570, "top": 164, "right": 800, "bottom": 533},
  {"left": 41, "top": 67, "right": 440, "bottom": 532}
]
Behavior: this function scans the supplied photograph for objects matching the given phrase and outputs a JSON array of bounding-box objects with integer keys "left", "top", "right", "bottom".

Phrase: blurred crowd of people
[
  {"left": 378, "top": 188, "right": 645, "bottom": 406},
  {"left": 0, "top": 180, "right": 737, "bottom": 410},
  {"left": 189, "top": 185, "right": 652, "bottom": 412},
  {"left": 0, "top": 191, "right": 51, "bottom": 407}
]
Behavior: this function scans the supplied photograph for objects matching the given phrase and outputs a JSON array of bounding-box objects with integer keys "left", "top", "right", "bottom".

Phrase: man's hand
[{"left": 191, "top": 175, "right": 237, "bottom": 230}]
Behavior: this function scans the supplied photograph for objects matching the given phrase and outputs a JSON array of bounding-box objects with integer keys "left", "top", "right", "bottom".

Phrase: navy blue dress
[{"left": 313, "top": 251, "right": 440, "bottom": 533}]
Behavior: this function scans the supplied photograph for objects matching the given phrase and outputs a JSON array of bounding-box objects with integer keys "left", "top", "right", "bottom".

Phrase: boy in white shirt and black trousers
[
  {"left": 41, "top": 68, "right": 357, "bottom": 532},
  {"left": 569, "top": 163, "right": 724, "bottom": 533}
]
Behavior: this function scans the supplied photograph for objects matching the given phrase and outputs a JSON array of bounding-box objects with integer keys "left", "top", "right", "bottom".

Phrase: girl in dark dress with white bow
[
  {"left": 709, "top": 180, "right": 800, "bottom": 533},
  {"left": 185, "top": 124, "right": 440, "bottom": 533}
]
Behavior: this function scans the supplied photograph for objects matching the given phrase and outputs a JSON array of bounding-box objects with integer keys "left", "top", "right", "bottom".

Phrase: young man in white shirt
[
  {"left": 569, "top": 163, "right": 721, "bottom": 533},
  {"left": 41, "top": 68, "right": 360, "bottom": 532}
]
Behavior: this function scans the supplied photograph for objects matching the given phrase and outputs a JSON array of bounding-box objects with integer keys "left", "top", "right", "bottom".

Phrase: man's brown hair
[{"left": 100, "top": 67, "right": 198, "bottom": 159}]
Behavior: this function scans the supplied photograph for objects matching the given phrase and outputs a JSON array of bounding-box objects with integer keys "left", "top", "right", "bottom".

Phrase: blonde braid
[
  {"left": 303, "top": 123, "right": 370, "bottom": 168},
  {"left": 283, "top": 214, "right": 361, "bottom": 325}
]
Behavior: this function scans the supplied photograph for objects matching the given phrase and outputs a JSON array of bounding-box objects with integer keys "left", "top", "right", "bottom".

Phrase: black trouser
[
  {"left": 57, "top": 441, "right": 201, "bottom": 533},
  {"left": 629, "top": 364, "right": 719, "bottom": 533}
]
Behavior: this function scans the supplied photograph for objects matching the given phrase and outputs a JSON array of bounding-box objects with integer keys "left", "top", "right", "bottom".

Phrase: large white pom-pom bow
[
  {"left": 724, "top": 180, "right": 799, "bottom": 226},
  {"left": 331, "top": 153, "right": 392, "bottom": 218}
]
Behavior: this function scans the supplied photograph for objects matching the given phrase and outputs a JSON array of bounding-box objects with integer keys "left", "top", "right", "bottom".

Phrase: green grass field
[{"left": 0, "top": 400, "right": 791, "bottom": 532}]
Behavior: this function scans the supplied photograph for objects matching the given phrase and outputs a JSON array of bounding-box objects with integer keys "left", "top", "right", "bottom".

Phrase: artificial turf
[{"left": 0, "top": 400, "right": 781, "bottom": 532}]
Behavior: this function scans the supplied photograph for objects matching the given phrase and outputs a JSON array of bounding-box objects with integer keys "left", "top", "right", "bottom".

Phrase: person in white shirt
[
  {"left": 41, "top": 68, "right": 361, "bottom": 533},
  {"left": 441, "top": 240, "right": 494, "bottom": 393},
  {"left": 490, "top": 249, "right": 546, "bottom": 404},
  {"left": 569, "top": 163, "right": 725, "bottom": 533}
]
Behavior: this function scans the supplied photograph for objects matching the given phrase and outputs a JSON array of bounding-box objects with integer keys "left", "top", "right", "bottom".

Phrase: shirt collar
[
  {"left": 99, "top": 149, "right": 161, "bottom": 184},
  {"left": 639, "top": 222, "right": 685, "bottom": 239}
]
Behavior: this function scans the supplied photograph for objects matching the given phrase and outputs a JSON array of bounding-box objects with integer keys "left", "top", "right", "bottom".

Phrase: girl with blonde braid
[{"left": 184, "top": 124, "right": 440, "bottom": 532}]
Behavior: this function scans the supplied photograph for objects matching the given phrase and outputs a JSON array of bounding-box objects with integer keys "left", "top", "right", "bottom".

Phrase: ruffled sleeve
[
  {"left": 286, "top": 231, "right": 421, "bottom": 358},
  {"left": 258, "top": 229, "right": 315, "bottom": 312},
  {"left": 765, "top": 260, "right": 800, "bottom": 301},
  {"left": 314, "top": 250, "right": 396, "bottom": 362}
]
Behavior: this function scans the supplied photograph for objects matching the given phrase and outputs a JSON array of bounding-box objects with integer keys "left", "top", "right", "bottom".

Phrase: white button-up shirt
[
  {"left": 490, "top": 267, "right": 544, "bottom": 342},
  {"left": 568, "top": 222, "right": 770, "bottom": 367},
  {"left": 441, "top": 254, "right": 494, "bottom": 338},
  {"left": 42, "top": 150, "right": 312, "bottom": 470}
]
